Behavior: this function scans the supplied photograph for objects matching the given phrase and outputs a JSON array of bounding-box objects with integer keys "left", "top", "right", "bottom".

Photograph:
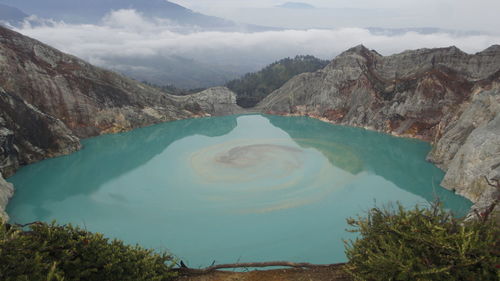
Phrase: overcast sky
[{"left": 170, "top": 0, "right": 500, "bottom": 33}]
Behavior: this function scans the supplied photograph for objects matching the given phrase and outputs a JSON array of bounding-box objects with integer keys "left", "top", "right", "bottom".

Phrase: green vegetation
[
  {"left": 226, "top": 55, "right": 329, "bottom": 108},
  {"left": 0, "top": 221, "right": 177, "bottom": 281},
  {"left": 344, "top": 203, "right": 500, "bottom": 281},
  {"left": 3, "top": 203, "right": 498, "bottom": 281},
  {"left": 141, "top": 81, "right": 206, "bottom": 96}
]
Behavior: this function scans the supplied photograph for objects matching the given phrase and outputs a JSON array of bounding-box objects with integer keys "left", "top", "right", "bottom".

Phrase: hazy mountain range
[
  {"left": 0, "top": 1, "right": 497, "bottom": 90},
  {"left": 0, "top": 0, "right": 274, "bottom": 32}
]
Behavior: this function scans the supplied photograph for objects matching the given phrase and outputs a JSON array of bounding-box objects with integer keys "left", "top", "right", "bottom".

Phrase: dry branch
[
  {"left": 205, "top": 261, "right": 336, "bottom": 270},
  {"left": 175, "top": 261, "right": 345, "bottom": 274}
]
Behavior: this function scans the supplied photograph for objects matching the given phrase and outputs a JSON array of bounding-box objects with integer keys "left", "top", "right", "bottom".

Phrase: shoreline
[{"left": 0, "top": 110, "right": 474, "bottom": 223}]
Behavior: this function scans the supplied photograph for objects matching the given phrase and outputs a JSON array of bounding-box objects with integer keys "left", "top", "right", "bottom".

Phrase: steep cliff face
[
  {"left": 0, "top": 87, "right": 81, "bottom": 177},
  {"left": 430, "top": 89, "right": 500, "bottom": 218},
  {"left": 0, "top": 27, "right": 199, "bottom": 139},
  {"left": 0, "top": 26, "right": 241, "bottom": 220},
  {"left": 258, "top": 45, "right": 500, "bottom": 219},
  {"left": 0, "top": 173, "right": 13, "bottom": 221}
]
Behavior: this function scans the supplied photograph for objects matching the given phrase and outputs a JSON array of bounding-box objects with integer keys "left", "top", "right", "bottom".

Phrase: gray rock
[
  {"left": 181, "top": 87, "right": 242, "bottom": 116},
  {"left": 0, "top": 87, "right": 81, "bottom": 177},
  {"left": 441, "top": 113, "right": 500, "bottom": 206},
  {"left": 0, "top": 25, "right": 191, "bottom": 138},
  {"left": 429, "top": 89, "right": 499, "bottom": 171},
  {"left": 426, "top": 89, "right": 500, "bottom": 220},
  {"left": 0, "top": 172, "right": 13, "bottom": 222},
  {"left": 257, "top": 44, "right": 500, "bottom": 220}
]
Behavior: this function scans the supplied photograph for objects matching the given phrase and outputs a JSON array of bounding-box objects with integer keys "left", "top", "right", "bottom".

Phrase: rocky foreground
[
  {"left": 0, "top": 26, "right": 242, "bottom": 220},
  {"left": 258, "top": 45, "right": 500, "bottom": 219}
]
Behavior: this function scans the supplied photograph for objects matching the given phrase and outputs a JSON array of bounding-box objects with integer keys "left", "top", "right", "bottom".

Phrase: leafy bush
[
  {"left": 344, "top": 203, "right": 500, "bottom": 281},
  {"left": 0, "top": 221, "right": 177, "bottom": 281}
]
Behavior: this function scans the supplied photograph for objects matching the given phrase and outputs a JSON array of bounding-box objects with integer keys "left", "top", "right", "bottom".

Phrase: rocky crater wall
[
  {"left": 0, "top": 23, "right": 498, "bottom": 222},
  {"left": 0, "top": 26, "right": 242, "bottom": 221},
  {"left": 258, "top": 45, "right": 500, "bottom": 220}
]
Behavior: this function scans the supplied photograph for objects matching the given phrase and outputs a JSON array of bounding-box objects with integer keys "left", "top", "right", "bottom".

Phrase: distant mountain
[
  {"left": 110, "top": 55, "right": 243, "bottom": 89},
  {"left": 0, "top": 4, "right": 28, "bottom": 26},
  {"left": 226, "top": 55, "right": 329, "bottom": 108},
  {"left": 0, "top": 0, "right": 274, "bottom": 31},
  {"left": 276, "top": 2, "right": 315, "bottom": 9}
]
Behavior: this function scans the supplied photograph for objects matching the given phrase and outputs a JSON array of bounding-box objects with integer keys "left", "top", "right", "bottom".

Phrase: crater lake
[{"left": 6, "top": 114, "right": 472, "bottom": 267}]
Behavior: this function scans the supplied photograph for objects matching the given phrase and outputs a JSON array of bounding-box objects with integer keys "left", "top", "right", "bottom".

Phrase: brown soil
[{"left": 175, "top": 264, "right": 353, "bottom": 281}]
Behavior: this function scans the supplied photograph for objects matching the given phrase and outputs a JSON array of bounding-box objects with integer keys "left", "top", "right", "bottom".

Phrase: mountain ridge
[
  {"left": 0, "top": 0, "right": 275, "bottom": 32},
  {"left": 258, "top": 44, "right": 500, "bottom": 220}
]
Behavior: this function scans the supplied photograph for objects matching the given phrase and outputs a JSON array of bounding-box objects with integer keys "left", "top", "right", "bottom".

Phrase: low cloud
[{"left": 14, "top": 9, "right": 500, "bottom": 84}]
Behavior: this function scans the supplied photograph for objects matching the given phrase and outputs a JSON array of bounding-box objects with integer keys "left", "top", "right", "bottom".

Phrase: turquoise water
[{"left": 7, "top": 114, "right": 471, "bottom": 267}]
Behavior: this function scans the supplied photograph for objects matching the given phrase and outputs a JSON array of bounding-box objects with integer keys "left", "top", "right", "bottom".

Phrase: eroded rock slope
[
  {"left": 258, "top": 45, "right": 500, "bottom": 219},
  {"left": 0, "top": 26, "right": 241, "bottom": 220}
]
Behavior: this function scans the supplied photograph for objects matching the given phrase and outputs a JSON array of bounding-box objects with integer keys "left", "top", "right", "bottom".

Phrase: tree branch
[
  {"left": 175, "top": 261, "right": 345, "bottom": 274},
  {"left": 205, "top": 261, "right": 337, "bottom": 270}
]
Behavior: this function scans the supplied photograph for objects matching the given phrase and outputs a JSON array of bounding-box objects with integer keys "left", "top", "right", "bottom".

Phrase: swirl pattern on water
[{"left": 190, "top": 139, "right": 358, "bottom": 213}]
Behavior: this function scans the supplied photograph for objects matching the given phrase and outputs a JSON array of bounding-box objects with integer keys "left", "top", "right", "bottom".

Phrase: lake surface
[{"left": 7, "top": 114, "right": 472, "bottom": 267}]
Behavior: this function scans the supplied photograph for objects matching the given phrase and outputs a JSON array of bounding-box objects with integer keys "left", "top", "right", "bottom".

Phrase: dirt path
[{"left": 175, "top": 264, "right": 353, "bottom": 281}]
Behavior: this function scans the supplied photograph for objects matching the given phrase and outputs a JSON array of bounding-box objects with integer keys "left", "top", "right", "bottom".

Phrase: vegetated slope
[
  {"left": 226, "top": 55, "right": 329, "bottom": 108},
  {"left": 258, "top": 45, "right": 500, "bottom": 220},
  {"left": 0, "top": 26, "right": 241, "bottom": 220}
]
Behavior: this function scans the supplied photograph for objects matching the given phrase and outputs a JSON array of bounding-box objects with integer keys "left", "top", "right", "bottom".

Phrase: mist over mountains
[{"left": 1, "top": 1, "right": 499, "bottom": 89}]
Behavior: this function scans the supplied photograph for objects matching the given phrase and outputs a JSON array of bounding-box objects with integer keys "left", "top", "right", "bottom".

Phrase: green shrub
[
  {"left": 344, "top": 203, "right": 500, "bottom": 281},
  {"left": 0, "top": 221, "right": 177, "bottom": 281}
]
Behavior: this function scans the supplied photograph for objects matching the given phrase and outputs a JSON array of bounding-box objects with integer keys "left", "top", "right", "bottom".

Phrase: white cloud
[
  {"left": 102, "top": 9, "right": 151, "bottom": 29},
  {"left": 15, "top": 9, "right": 500, "bottom": 73}
]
